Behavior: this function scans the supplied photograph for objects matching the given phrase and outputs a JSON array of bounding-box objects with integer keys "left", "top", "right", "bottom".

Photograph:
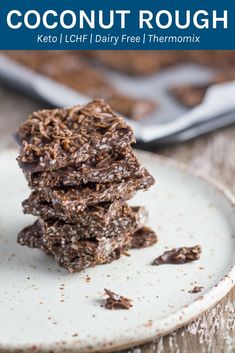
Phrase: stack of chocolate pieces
[{"left": 17, "top": 100, "right": 157, "bottom": 273}]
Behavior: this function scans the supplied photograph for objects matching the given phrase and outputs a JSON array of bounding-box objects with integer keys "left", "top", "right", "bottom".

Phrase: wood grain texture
[{"left": 0, "top": 85, "right": 234, "bottom": 353}]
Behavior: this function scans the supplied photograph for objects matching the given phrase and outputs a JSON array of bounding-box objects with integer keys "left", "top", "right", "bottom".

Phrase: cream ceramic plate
[{"left": 0, "top": 150, "right": 234, "bottom": 353}]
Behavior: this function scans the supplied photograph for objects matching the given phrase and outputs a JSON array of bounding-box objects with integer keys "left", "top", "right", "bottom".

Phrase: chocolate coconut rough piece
[
  {"left": 57, "top": 226, "right": 155, "bottom": 272},
  {"left": 24, "top": 149, "right": 146, "bottom": 188},
  {"left": 23, "top": 197, "right": 125, "bottom": 225},
  {"left": 55, "top": 236, "right": 130, "bottom": 273},
  {"left": 18, "top": 214, "right": 154, "bottom": 273},
  {"left": 38, "top": 206, "right": 147, "bottom": 244},
  {"left": 16, "top": 100, "right": 135, "bottom": 172},
  {"left": 24, "top": 171, "right": 154, "bottom": 213},
  {"left": 18, "top": 220, "right": 133, "bottom": 273}
]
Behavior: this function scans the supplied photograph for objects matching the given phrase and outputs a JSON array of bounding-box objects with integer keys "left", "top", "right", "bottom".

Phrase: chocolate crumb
[
  {"left": 131, "top": 227, "right": 157, "bottom": 249},
  {"left": 152, "top": 245, "right": 201, "bottom": 265},
  {"left": 104, "top": 288, "right": 132, "bottom": 310},
  {"left": 189, "top": 286, "right": 204, "bottom": 294},
  {"left": 85, "top": 275, "right": 91, "bottom": 283},
  {"left": 144, "top": 320, "right": 153, "bottom": 327}
]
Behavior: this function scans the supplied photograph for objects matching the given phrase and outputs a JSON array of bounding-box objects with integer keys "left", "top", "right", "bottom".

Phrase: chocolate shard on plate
[
  {"left": 104, "top": 288, "right": 132, "bottom": 310},
  {"left": 24, "top": 170, "right": 154, "bottom": 213},
  {"left": 131, "top": 227, "right": 157, "bottom": 249},
  {"left": 16, "top": 99, "right": 135, "bottom": 172},
  {"left": 24, "top": 149, "right": 146, "bottom": 188},
  {"left": 152, "top": 245, "right": 202, "bottom": 266}
]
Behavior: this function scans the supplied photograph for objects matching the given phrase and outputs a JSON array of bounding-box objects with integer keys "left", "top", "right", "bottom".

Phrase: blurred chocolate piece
[
  {"left": 107, "top": 92, "right": 157, "bottom": 121},
  {"left": 131, "top": 227, "right": 157, "bottom": 249},
  {"left": 171, "top": 71, "right": 235, "bottom": 108},
  {"left": 189, "top": 51, "right": 235, "bottom": 70},
  {"left": 171, "top": 83, "right": 210, "bottom": 108}
]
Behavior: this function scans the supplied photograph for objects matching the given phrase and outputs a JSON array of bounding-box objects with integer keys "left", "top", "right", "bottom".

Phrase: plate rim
[{"left": 0, "top": 148, "right": 234, "bottom": 353}]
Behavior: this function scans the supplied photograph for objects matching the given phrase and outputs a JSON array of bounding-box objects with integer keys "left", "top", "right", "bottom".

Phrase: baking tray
[{"left": 0, "top": 54, "right": 235, "bottom": 144}]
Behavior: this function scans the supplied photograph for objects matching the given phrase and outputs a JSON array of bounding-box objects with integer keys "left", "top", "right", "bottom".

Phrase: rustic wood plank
[{"left": 0, "top": 85, "right": 234, "bottom": 353}]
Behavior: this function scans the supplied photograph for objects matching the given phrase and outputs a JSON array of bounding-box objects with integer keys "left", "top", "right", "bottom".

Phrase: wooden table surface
[{"left": 0, "top": 85, "right": 234, "bottom": 353}]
